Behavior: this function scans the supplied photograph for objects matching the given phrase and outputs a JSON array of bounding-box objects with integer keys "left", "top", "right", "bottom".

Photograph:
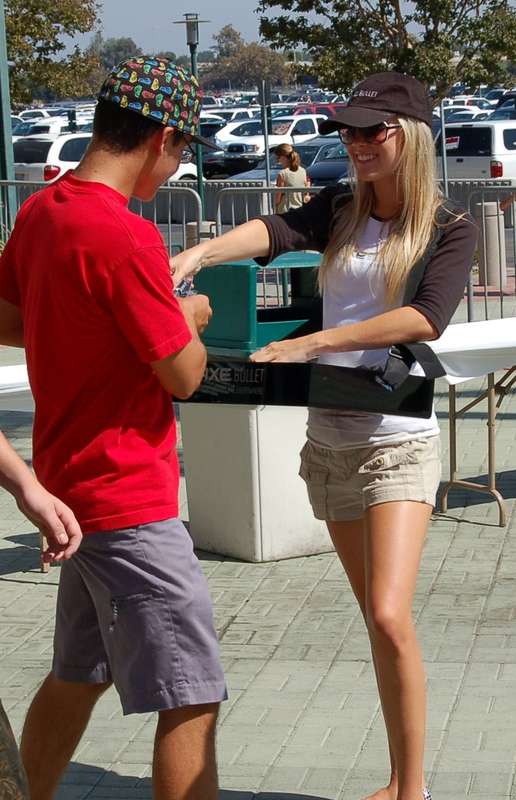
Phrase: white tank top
[{"left": 307, "top": 216, "right": 439, "bottom": 450}]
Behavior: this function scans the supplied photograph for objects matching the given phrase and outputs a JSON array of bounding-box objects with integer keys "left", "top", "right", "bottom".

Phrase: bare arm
[
  {"left": 151, "top": 295, "right": 210, "bottom": 399},
  {"left": 170, "top": 219, "right": 271, "bottom": 285},
  {"left": 251, "top": 307, "right": 438, "bottom": 363},
  {"left": 275, "top": 173, "right": 285, "bottom": 210},
  {"left": 0, "top": 298, "right": 24, "bottom": 347},
  {"left": 0, "top": 432, "right": 82, "bottom": 560}
]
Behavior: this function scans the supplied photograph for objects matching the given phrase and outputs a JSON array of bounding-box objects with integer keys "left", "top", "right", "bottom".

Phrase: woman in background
[{"left": 274, "top": 143, "right": 309, "bottom": 213}]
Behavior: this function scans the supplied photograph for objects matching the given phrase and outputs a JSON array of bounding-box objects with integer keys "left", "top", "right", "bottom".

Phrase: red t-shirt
[{"left": 0, "top": 173, "right": 192, "bottom": 532}]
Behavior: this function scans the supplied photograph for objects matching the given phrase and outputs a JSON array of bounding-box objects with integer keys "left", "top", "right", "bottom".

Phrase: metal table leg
[{"left": 440, "top": 371, "right": 512, "bottom": 526}]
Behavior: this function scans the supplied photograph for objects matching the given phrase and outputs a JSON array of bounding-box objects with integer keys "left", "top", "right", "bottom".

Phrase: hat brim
[
  {"left": 318, "top": 107, "right": 394, "bottom": 135},
  {"left": 191, "top": 134, "right": 220, "bottom": 151}
]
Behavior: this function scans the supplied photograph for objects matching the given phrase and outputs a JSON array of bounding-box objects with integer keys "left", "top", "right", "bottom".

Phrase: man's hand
[
  {"left": 16, "top": 483, "right": 82, "bottom": 563},
  {"left": 179, "top": 294, "right": 212, "bottom": 335}
]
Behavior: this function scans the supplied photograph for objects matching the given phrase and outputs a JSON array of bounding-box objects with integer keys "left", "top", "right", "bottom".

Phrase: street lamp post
[
  {"left": 0, "top": 0, "right": 16, "bottom": 233},
  {"left": 174, "top": 12, "right": 210, "bottom": 219}
]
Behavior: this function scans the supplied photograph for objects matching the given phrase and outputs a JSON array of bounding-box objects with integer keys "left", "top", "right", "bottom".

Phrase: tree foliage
[
  {"left": 257, "top": 0, "right": 516, "bottom": 97},
  {"left": 97, "top": 36, "right": 142, "bottom": 70},
  {"left": 5, "top": 0, "right": 99, "bottom": 104},
  {"left": 203, "top": 26, "right": 290, "bottom": 88},
  {"left": 212, "top": 25, "right": 245, "bottom": 59}
]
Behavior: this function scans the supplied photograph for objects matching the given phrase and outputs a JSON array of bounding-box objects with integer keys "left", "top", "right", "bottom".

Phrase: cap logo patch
[{"left": 353, "top": 89, "right": 379, "bottom": 98}]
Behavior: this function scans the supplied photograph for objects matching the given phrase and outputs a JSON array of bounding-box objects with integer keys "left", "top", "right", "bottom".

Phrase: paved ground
[{"left": 1, "top": 306, "right": 516, "bottom": 799}]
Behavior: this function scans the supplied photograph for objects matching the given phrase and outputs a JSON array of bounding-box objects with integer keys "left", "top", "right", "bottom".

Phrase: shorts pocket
[
  {"left": 299, "top": 464, "right": 329, "bottom": 515},
  {"left": 107, "top": 589, "right": 185, "bottom": 695},
  {"left": 358, "top": 440, "right": 430, "bottom": 474}
]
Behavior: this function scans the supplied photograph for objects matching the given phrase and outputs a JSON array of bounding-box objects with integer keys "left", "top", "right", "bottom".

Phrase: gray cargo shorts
[{"left": 53, "top": 518, "right": 227, "bottom": 715}]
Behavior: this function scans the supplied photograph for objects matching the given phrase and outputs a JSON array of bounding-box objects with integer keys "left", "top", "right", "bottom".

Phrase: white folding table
[{"left": 426, "top": 318, "right": 516, "bottom": 526}]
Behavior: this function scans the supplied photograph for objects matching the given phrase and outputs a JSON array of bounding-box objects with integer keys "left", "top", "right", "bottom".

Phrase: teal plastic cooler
[{"left": 192, "top": 252, "right": 321, "bottom": 357}]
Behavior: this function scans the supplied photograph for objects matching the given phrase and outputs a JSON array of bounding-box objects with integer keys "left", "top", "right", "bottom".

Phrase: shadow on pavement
[
  {"left": 60, "top": 765, "right": 331, "bottom": 799},
  {"left": 0, "top": 531, "right": 42, "bottom": 575},
  {"left": 436, "top": 469, "right": 516, "bottom": 510}
]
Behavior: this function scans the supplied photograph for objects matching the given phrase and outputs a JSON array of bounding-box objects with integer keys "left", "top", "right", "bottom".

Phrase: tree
[
  {"left": 198, "top": 49, "right": 216, "bottom": 63},
  {"left": 98, "top": 36, "right": 143, "bottom": 70},
  {"left": 203, "top": 42, "right": 290, "bottom": 88},
  {"left": 257, "top": 0, "right": 516, "bottom": 98},
  {"left": 5, "top": 0, "right": 99, "bottom": 105},
  {"left": 212, "top": 24, "right": 245, "bottom": 59}
]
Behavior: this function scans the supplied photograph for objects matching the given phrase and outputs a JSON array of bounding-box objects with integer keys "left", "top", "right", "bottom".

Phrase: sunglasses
[{"left": 338, "top": 122, "right": 401, "bottom": 145}]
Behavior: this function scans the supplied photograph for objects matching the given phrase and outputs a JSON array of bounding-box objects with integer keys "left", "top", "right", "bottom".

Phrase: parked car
[
  {"left": 481, "top": 88, "right": 509, "bottom": 106},
  {"left": 442, "top": 95, "right": 494, "bottom": 112},
  {"left": 198, "top": 119, "right": 227, "bottom": 143},
  {"left": 13, "top": 132, "right": 198, "bottom": 184},
  {"left": 201, "top": 95, "right": 223, "bottom": 107},
  {"left": 208, "top": 108, "right": 259, "bottom": 124},
  {"left": 491, "top": 95, "right": 516, "bottom": 120},
  {"left": 306, "top": 142, "right": 349, "bottom": 186},
  {"left": 293, "top": 102, "right": 348, "bottom": 118},
  {"left": 230, "top": 135, "right": 340, "bottom": 181},
  {"left": 14, "top": 133, "right": 92, "bottom": 182},
  {"left": 18, "top": 109, "right": 51, "bottom": 121},
  {"left": 445, "top": 109, "right": 492, "bottom": 123},
  {"left": 435, "top": 121, "right": 516, "bottom": 179},
  {"left": 23, "top": 117, "right": 85, "bottom": 138},
  {"left": 11, "top": 120, "right": 43, "bottom": 142},
  {"left": 214, "top": 115, "right": 327, "bottom": 173},
  {"left": 216, "top": 114, "right": 326, "bottom": 153},
  {"left": 270, "top": 103, "right": 298, "bottom": 117}
]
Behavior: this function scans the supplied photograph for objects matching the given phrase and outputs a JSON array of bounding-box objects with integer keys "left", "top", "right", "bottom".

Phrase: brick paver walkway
[{"left": 0, "top": 330, "right": 515, "bottom": 799}]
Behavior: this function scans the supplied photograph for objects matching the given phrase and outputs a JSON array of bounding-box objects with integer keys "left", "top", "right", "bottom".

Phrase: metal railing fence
[
  {"left": 214, "top": 179, "right": 516, "bottom": 320},
  {"left": 2, "top": 177, "right": 515, "bottom": 320}
]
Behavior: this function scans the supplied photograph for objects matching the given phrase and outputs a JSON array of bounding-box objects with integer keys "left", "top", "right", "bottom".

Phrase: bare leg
[
  {"left": 327, "top": 519, "right": 399, "bottom": 800},
  {"left": 153, "top": 702, "right": 219, "bottom": 800},
  {"left": 20, "top": 673, "right": 110, "bottom": 800},
  {"left": 364, "top": 501, "right": 431, "bottom": 800}
]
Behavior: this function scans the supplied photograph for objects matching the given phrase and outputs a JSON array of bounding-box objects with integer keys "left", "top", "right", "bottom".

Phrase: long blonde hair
[{"left": 319, "top": 117, "right": 442, "bottom": 305}]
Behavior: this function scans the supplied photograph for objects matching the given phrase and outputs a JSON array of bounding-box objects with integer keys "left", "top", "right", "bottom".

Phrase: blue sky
[{"left": 85, "top": 0, "right": 264, "bottom": 56}]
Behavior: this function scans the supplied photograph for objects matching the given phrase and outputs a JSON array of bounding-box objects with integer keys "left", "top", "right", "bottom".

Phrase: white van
[{"left": 435, "top": 121, "right": 516, "bottom": 179}]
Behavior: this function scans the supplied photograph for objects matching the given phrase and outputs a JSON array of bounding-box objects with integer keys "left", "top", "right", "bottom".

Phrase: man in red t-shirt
[{"left": 0, "top": 57, "right": 226, "bottom": 800}]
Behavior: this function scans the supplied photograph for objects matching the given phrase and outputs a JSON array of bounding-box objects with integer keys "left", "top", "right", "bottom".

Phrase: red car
[{"left": 293, "top": 103, "right": 348, "bottom": 118}]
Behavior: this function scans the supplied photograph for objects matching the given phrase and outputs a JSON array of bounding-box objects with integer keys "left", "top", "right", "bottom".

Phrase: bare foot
[{"left": 362, "top": 785, "right": 397, "bottom": 800}]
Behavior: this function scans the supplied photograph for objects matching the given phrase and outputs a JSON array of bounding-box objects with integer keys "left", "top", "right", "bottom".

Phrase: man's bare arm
[
  {"left": 151, "top": 295, "right": 211, "bottom": 399},
  {"left": 0, "top": 432, "right": 82, "bottom": 561}
]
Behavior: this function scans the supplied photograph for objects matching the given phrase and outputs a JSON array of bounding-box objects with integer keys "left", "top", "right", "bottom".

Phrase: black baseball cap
[{"left": 319, "top": 72, "right": 433, "bottom": 135}]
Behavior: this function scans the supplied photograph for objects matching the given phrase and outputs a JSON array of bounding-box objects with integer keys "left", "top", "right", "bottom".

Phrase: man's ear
[{"left": 162, "top": 126, "right": 183, "bottom": 154}]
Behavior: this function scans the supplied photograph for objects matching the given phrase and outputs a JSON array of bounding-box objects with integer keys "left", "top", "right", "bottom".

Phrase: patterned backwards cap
[{"left": 98, "top": 56, "right": 218, "bottom": 150}]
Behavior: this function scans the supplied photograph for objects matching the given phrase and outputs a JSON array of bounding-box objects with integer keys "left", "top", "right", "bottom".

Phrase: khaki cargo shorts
[{"left": 299, "top": 435, "right": 442, "bottom": 521}]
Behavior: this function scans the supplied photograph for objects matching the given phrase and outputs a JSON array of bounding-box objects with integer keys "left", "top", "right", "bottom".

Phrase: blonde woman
[
  {"left": 172, "top": 73, "right": 478, "bottom": 800},
  {"left": 274, "top": 143, "right": 309, "bottom": 212}
]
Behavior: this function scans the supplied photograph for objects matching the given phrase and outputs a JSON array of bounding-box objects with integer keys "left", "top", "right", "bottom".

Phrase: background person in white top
[
  {"left": 171, "top": 73, "right": 477, "bottom": 800},
  {"left": 274, "top": 143, "right": 309, "bottom": 213}
]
